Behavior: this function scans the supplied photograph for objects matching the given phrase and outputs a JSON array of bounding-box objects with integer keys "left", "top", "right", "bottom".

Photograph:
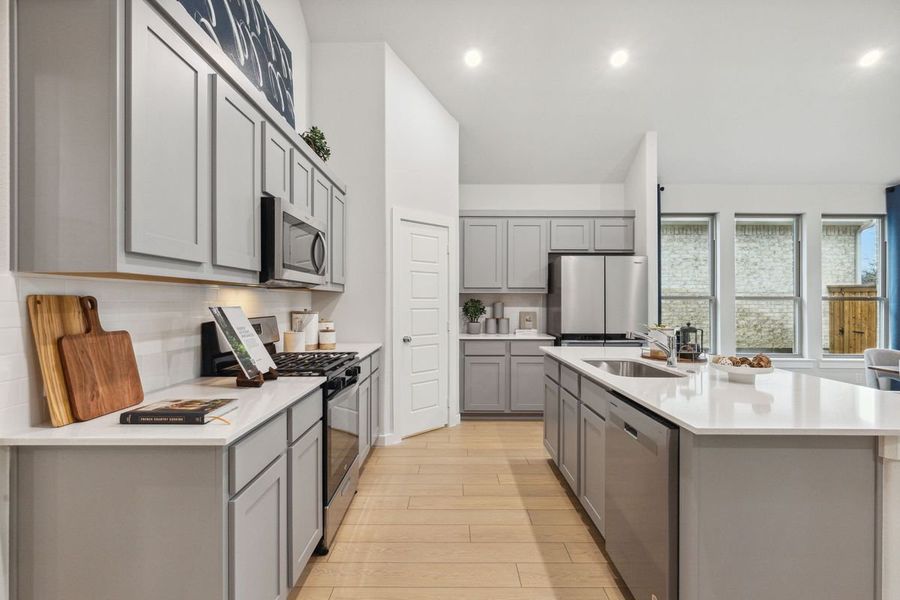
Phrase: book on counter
[{"left": 119, "top": 398, "right": 237, "bottom": 425}]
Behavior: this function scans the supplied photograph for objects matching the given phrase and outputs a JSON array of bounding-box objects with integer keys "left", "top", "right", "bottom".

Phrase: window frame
[
  {"left": 734, "top": 214, "right": 803, "bottom": 358},
  {"left": 820, "top": 214, "right": 887, "bottom": 358},
  {"left": 660, "top": 213, "right": 717, "bottom": 354}
]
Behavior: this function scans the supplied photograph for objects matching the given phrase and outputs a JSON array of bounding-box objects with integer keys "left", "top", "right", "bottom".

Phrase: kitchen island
[{"left": 542, "top": 345, "right": 900, "bottom": 600}]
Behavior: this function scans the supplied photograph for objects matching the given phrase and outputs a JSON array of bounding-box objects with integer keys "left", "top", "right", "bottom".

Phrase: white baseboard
[
  {"left": 382, "top": 432, "right": 404, "bottom": 446},
  {"left": 449, "top": 412, "right": 461, "bottom": 427}
]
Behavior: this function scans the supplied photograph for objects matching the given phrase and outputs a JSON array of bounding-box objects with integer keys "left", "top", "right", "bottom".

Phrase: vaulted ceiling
[{"left": 301, "top": 0, "right": 900, "bottom": 185}]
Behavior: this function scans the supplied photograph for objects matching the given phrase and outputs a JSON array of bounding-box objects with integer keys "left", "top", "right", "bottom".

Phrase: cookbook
[{"left": 119, "top": 398, "right": 237, "bottom": 425}]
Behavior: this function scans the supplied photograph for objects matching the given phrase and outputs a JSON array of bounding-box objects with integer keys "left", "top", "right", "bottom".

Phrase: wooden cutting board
[
  {"left": 59, "top": 296, "right": 144, "bottom": 421},
  {"left": 27, "top": 295, "right": 87, "bottom": 427}
]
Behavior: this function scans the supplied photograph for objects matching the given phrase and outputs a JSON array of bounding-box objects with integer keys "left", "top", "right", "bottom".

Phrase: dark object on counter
[
  {"left": 27, "top": 294, "right": 87, "bottom": 427},
  {"left": 58, "top": 296, "right": 143, "bottom": 421},
  {"left": 120, "top": 398, "right": 236, "bottom": 425},
  {"left": 676, "top": 322, "right": 705, "bottom": 361},
  {"left": 236, "top": 367, "right": 279, "bottom": 388}
]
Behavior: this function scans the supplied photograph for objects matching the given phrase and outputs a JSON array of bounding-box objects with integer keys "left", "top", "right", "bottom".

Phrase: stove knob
[{"left": 348, "top": 366, "right": 361, "bottom": 377}]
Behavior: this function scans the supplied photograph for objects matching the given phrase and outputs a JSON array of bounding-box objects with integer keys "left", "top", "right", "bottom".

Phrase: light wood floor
[{"left": 290, "top": 420, "right": 630, "bottom": 600}]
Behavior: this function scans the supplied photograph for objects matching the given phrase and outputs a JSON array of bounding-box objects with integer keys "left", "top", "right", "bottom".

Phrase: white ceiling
[{"left": 300, "top": 0, "right": 900, "bottom": 185}]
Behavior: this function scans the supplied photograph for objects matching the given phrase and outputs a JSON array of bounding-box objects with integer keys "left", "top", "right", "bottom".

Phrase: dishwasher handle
[
  {"left": 609, "top": 407, "right": 660, "bottom": 456},
  {"left": 623, "top": 422, "right": 639, "bottom": 440}
]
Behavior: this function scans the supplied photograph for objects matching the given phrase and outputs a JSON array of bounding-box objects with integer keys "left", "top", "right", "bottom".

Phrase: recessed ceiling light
[
  {"left": 858, "top": 48, "right": 883, "bottom": 68},
  {"left": 464, "top": 48, "right": 483, "bottom": 68},
  {"left": 609, "top": 49, "right": 629, "bottom": 68}
]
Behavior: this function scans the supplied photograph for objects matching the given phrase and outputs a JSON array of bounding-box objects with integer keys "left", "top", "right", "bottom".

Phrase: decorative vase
[
  {"left": 467, "top": 322, "right": 482, "bottom": 334},
  {"left": 485, "top": 318, "right": 498, "bottom": 334}
]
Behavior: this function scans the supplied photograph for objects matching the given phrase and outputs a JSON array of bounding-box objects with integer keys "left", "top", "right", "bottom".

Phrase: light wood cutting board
[
  {"left": 58, "top": 296, "right": 144, "bottom": 421},
  {"left": 27, "top": 295, "right": 87, "bottom": 427}
]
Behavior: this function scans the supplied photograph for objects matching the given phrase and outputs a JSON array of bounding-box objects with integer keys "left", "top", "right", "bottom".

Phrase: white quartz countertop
[
  {"left": 543, "top": 346, "right": 900, "bottom": 436},
  {"left": 459, "top": 333, "right": 555, "bottom": 341}
]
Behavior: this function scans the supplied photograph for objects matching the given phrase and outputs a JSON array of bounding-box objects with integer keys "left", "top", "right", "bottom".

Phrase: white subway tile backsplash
[{"left": 0, "top": 273, "right": 313, "bottom": 433}]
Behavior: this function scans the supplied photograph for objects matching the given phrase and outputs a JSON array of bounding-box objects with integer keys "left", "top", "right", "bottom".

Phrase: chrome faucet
[{"left": 629, "top": 329, "right": 679, "bottom": 367}]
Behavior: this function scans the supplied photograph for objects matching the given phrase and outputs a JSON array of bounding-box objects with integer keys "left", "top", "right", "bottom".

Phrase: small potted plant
[
  {"left": 301, "top": 126, "right": 331, "bottom": 161},
  {"left": 462, "top": 299, "right": 487, "bottom": 334}
]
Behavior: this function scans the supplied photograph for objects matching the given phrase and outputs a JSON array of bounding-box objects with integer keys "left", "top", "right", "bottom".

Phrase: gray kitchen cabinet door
[
  {"left": 212, "top": 75, "right": 263, "bottom": 271},
  {"left": 463, "top": 356, "right": 508, "bottom": 412},
  {"left": 262, "top": 122, "right": 291, "bottom": 199},
  {"left": 289, "top": 422, "right": 323, "bottom": 586},
  {"left": 550, "top": 219, "right": 592, "bottom": 251},
  {"left": 128, "top": 0, "right": 211, "bottom": 264},
  {"left": 290, "top": 148, "right": 314, "bottom": 218},
  {"left": 510, "top": 356, "right": 545, "bottom": 412},
  {"left": 559, "top": 389, "right": 580, "bottom": 493},
  {"left": 579, "top": 405, "right": 606, "bottom": 536},
  {"left": 230, "top": 454, "right": 288, "bottom": 600},
  {"left": 462, "top": 218, "right": 504, "bottom": 289},
  {"left": 593, "top": 218, "right": 634, "bottom": 252},
  {"left": 507, "top": 219, "right": 548, "bottom": 290},
  {"left": 330, "top": 189, "right": 346, "bottom": 285},
  {"left": 312, "top": 171, "right": 331, "bottom": 226},
  {"left": 543, "top": 376, "right": 560, "bottom": 463},
  {"left": 370, "top": 370, "right": 382, "bottom": 443},
  {"left": 358, "top": 376, "right": 371, "bottom": 460}
]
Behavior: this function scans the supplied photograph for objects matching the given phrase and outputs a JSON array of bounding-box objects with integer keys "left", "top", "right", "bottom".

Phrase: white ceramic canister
[
  {"left": 283, "top": 330, "right": 305, "bottom": 353},
  {"left": 319, "top": 321, "right": 337, "bottom": 350},
  {"left": 302, "top": 312, "right": 319, "bottom": 350}
]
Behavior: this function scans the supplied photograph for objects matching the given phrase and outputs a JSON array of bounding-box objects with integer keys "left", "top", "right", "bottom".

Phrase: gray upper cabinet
[
  {"left": 462, "top": 219, "right": 504, "bottom": 289},
  {"left": 559, "top": 388, "right": 580, "bottom": 493},
  {"left": 289, "top": 422, "right": 323, "bottom": 586},
  {"left": 212, "top": 76, "right": 262, "bottom": 272},
  {"left": 579, "top": 404, "right": 606, "bottom": 536},
  {"left": 507, "top": 219, "right": 548, "bottom": 290},
  {"left": 262, "top": 122, "right": 291, "bottom": 200},
  {"left": 128, "top": 0, "right": 210, "bottom": 264},
  {"left": 291, "top": 148, "right": 315, "bottom": 218},
  {"left": 312, "top": 171, "right": 331, "bottom": 227},
  {"left": 543, "top": 376, "right": 560, "bottom": 463},
  {"left": 594, "top": 218, "right": 634, "bottom": 252},
  {"left": 463, "top": 356, "right": 508, "bottom": 412},
  {"left": 230, "top": 454, "right": 288, "bottom": 600},
  {"left": 510, "top": 356, "right": 546, "bottom": 411},
  {"left": 550, "top": 219, "right": 592, "bottom": 251},
  {"left": 330, "top": 189, "right": 347, "bottom": 286}
]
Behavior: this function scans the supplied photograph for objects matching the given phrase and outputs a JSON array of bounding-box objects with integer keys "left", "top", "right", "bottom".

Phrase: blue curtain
[{"left": 888, "top": 186, "right": 900, "bottom": 348}]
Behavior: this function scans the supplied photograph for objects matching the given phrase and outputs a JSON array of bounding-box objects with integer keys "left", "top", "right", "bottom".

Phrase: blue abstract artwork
[{"left": 176, "top": 0, "right": 295, "bottom": 128}]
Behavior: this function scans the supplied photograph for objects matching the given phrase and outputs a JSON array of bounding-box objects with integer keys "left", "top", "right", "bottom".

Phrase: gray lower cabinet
[
  {"left": 462, "top": 218, "right": 505, "bottom": 289},
  {"left": 230, "top": 454, "right": 288, "bottom": 600},
  {"left": 262, "top": 122, "right": 291, "bottom": 199},
  {"left": 543, "top": 375, "right": 560, "bottom": 462},
  {"left": 559, "top": 388, "right": 580, "bottom": 492},
  {"left": 370, "top": 369, "right": 382, "bottom": 444},
  {"left": 358, "top": 376, "right": 372, "bottom": 458},
  {"left": 510, "top": 356, "right": 546, "bottom": 411},
  {"left": 330, "top": 189, "right": 347, "bottom": 286},
  {"left": 579, "top": 404, "right": 606, "bottom": 536},
  {"left": 128, "top": 0, "right": 211, "bottom": 264},
  {"left": 464, "top": 356, "right": 508, "bottom": 412},
  {"left": 507, "top": 219, "right": 548, "bottom": 290},
  {"left": 212, "top": 75, "right": 262, "bottom": 271},
  {"left": 289, "top": 422, "right": 323, "bottom": 585}
]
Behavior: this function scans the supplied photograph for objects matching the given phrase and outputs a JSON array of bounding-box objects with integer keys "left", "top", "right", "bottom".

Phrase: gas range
[{"left": 200, "top": 315, "right": 358, "bottom": 379}]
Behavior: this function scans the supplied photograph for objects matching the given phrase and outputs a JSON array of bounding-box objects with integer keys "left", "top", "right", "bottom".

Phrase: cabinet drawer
[
  {"left": 357, "top": 356, "right": 372, "bottom": 381},
  {"left": 510, "top": 341, "right": 547, "bottom": 356},
  {"left": 544, "top": 356, "right": 560, "bottom": 382},
  {"left": 371, "top": 349, "right": 382, "bottom": 373},
  {"left": 560, "top": 364, "right": 580, "bottom": 397},
  {"left": 463, "top": 341, "right": 507, "bottom": 356},
  {"left": 230, "top": 413, "right": 288, "bottom": 495},
  {"left": 288, "top": 389, "right": 323, "bottom": 444},
  {"left": 581, "top": 378, "right": 610, "bottom": 419}
]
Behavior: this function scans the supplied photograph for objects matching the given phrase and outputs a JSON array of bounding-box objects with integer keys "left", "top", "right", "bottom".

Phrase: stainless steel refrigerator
[{"left": 547, "top": 254, "right": 648, "bottom": 346}]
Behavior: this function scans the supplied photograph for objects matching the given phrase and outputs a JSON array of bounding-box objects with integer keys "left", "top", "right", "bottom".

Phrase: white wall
[
  {"left": 625, "top": 132, "right": 659, "bottom": 324},
  {"left": 460, "top": 184, "right": 625, "bottom": 211},
  {"left": 265, "top": 0, "right": 313, "bottom": 132},
  {"left": 662, "top": 183, "right": 886, "bottom": 384}
]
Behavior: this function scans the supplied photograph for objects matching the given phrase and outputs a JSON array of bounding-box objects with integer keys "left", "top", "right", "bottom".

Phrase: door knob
[{"left": 402, "top": 336, "right": 412, "bottom": 343}]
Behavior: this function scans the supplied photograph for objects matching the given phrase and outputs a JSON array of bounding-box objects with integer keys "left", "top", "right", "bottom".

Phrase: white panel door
[{"left": 396, "top": 219, "right": 450, "bottom": 436}]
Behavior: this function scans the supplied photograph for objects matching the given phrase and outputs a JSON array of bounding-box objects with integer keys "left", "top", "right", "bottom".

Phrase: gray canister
[
  {"left": 485, "top": 318, "right": 498, "bottom": 334},
  {"left": 492, "top": 302, "right": 505, "bottom": 318},
  {"left": 498, "top": 318, "right": 510, "bottom": 334}
]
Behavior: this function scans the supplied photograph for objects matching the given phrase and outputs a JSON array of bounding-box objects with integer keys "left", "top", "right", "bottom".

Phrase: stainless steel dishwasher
[{"left": 605, "top": 394, "right": 678, "bottom": 600}]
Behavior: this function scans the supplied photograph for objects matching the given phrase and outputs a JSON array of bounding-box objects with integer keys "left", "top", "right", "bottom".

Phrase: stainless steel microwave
[{"left": 260, "top": 196, "right": 327, "bottom": 287}]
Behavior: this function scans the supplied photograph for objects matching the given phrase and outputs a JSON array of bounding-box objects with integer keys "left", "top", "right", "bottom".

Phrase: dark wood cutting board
[
  {"left": 59, "top": 296, "right": 144, "bottom": 421},
  {"left": 27, "top": 295, "right": 87, "bottom": 427}
]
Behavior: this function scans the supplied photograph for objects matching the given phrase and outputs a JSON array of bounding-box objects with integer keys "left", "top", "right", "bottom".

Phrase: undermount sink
[{"left": 585, "top": 359, "right": 685, "bottom": 378}]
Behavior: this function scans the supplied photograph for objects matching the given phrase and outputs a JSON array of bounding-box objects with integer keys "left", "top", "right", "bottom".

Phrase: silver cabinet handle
[{"left": 402, "top": 336, "right": 412, "bottom": 343}]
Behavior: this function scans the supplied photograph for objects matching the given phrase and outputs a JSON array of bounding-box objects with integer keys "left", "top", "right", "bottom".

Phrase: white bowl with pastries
[{"left": 709, "top": 353, "right": 774, "bottom": 384}]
